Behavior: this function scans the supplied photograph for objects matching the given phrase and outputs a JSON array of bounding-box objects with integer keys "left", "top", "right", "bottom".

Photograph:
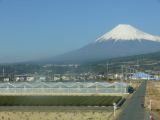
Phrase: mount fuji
[{"left": 47, "top": 24, "right": 160, "bottom": 63}]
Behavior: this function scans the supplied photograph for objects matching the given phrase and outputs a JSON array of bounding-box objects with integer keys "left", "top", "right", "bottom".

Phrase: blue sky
[{"left": 0, "top": 0, "right": 160, "bottom": 63}]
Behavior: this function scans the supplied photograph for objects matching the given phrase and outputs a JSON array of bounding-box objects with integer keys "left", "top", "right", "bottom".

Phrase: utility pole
[
  {"left": 129, "top": 66, "right": 132, "bottom": 85},
  {"left": 52, "top": 68, "right": 54, "bottom": 81},
  {"left": 106, "top": 63, "right": 109, "bottom": 81},
  {"left": 137, "top": 59, "right": 139, "bottom": 71},
  {"left": 121, "top": 65, "right": 124, "bottom": 93},
  {"left": 133, "top": 65, "right": 136, "bottom": 74},
  {"left": 125, "top": 65, "right": 128, "bottom": 81},
  {"left": 121, "top": 65, "right": 124, "bottom": 81},
  {"left": 2, "top": 68, "right": 4, "bottom": 77}
]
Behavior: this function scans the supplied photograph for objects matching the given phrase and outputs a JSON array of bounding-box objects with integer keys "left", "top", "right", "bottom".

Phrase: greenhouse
[{"left": 0, "top": 82, "right": 128, "bottom": 95}]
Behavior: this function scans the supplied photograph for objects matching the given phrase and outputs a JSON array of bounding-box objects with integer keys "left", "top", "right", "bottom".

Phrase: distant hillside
[
  {"left": 90, "top": 51, "right": 160, "bottom": 73},
  {"left": 0, "top": 51, "right": 160, "bottom": 75},
  {"left": 98, "top": 51, "right": 160, "bottom": 63}
]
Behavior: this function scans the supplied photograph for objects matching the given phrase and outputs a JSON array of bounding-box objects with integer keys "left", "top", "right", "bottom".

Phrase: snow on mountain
[{"left": 96, "top": 24, "right": 160, "bottom": 42}]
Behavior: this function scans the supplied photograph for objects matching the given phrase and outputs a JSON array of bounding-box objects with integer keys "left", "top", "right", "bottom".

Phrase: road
[{"left": 117, "top": 80, "right": 147, "bottom": 120}]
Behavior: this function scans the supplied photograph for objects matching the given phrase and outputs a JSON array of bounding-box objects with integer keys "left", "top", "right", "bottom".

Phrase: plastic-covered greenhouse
[{"left": 0, "top": 82, "right": 128, "bottom": 95}]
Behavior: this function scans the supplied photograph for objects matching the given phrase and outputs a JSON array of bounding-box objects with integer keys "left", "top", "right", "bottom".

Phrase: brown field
[
  {"left": 145, "top": 81, "right": 160, "bottom": 118},
  {"left": 0, "top": 111, "right": 114, "bottom": 120},
  {"left": 130, "top": 80, "right": 141, "bottom": 90},
  {"left": 145, "top": 81, "right": 160, "bottom": 110}
]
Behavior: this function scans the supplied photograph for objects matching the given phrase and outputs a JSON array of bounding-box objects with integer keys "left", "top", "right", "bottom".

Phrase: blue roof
[{"left": 132, "top": 72, "right": 151, "bottom": 78}]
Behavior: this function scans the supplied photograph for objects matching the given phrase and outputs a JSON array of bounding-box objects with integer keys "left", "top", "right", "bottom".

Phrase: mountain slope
[{"left": 46, "top": 24, "right": 160, "bottom": 64}]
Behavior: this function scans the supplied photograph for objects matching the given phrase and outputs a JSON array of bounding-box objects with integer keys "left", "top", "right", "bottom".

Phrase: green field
[{"left": 0, "top": 96, "right": 122, "bottom": 106}]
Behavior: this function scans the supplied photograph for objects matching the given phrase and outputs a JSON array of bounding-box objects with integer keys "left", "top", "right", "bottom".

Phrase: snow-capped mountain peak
[
  {"left": 46, "top": 24, "right": 160, "bottom": 64},
  {"left": 96, "top": 24, "right": 160, "bottom": 42}
]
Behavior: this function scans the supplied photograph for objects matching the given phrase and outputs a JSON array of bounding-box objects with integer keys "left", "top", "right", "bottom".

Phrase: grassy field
[{"left": 0, "top": 96, "right": 122, "bottom": 106}]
